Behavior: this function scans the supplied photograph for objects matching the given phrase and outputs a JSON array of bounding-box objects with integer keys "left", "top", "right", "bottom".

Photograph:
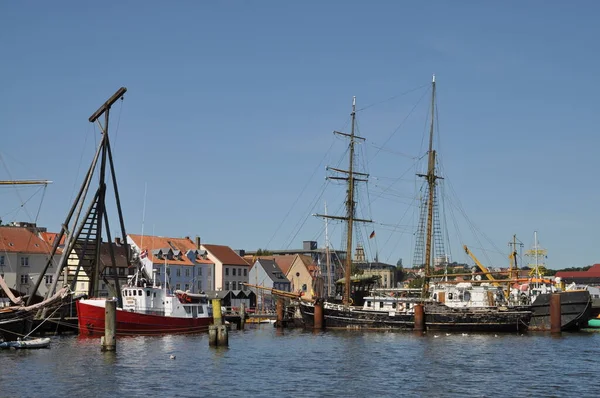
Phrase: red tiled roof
[
  {"left": 0, "top": 226, "right": 52, "bottom": 254},
  {"left": 129, "top": 234, "right": 201, "bottom": 266},
  {"left": 202, "top": 244, "right": 249, "bottom": 266},
  {"left": 556, "top": 264, "right": 600, "bottom": 278},
  {"left": 40, "top": 231, "right": 66, "bottom": 247}
]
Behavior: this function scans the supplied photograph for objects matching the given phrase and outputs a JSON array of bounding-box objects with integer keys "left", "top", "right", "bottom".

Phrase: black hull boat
[
  {"left": 528, "top": 290, "right": 592, "bottom": 331},
  {"left": 299, "top": 300, "right": 531, "bottom": 333}
]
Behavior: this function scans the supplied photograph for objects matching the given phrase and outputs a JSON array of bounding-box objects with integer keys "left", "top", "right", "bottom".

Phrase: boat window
[
  {"left": 138, "top": 290, "right": 143, "bottom": 296},
  {"left": 464, "top": 292, "right": 471, "bottom": 301},
  {"left": 379, "top": 302, "right": 384, "bottom": 309},
  {"left": 184, "top": 306, "right": 191, "bottom": 314},
  {"left": 433, "top": 293, "right": 437, "bottom": 300},
  {"left": 448, "top": 293, "right": 453, "bottom": 300},
  {"left": 133, "top": 290, "right": 137, "bottom": 296},
  {"left": 123, "top": 290, "right": 127, "bottom": 296},
  {"left": 146, "top": 290, "right": 150, "bottom": 297},
  {"left": 198, "top": 306, "right": 204, "bottom": 314},
  {"left": 392, "top": 302, "right": 397, "bottom": 309},
  {"left": 366, "top": 301, "right": 371, "bottom": 307}
]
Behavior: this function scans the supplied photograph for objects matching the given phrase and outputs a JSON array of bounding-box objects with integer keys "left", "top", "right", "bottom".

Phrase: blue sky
[{"left": 1, "top": 1, "right": 599, "bottom": 270}]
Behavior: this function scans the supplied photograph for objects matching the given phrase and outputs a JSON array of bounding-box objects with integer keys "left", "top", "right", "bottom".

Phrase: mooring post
[
  {"left": 217, "top": 325, "right": 229, "bottom": 346},
  {"left": 101, "top": 298, "right": 117, "bottom": 351},
  {"left": 550, "top": 293, "right": 562, "bottom": 334},
  {"left": 313, "top": 299, "right": 324, "bottom": 330},
  {"left": 276, "top": 298, "right": 285, "bottom": 328},
  {"left": 414, "top": 303, "right": 425, "bottom": 333},
  {"left": 239, "top": 302, "right": 246, "bottom": 330},
  {"left": 209, "top": 298, "right": 228, "bottom": 347}
]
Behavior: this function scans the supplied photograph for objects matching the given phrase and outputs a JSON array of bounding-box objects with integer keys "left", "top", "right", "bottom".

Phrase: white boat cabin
[
  {"left": 430, "top": 283, "right": 507, "bottom": 308},
  {"left": 122, "top": 285, "right": 211, "bottom": 319}
]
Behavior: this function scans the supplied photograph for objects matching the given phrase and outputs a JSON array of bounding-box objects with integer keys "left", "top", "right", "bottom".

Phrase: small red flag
[{"left": 369, "top": 231, "right": 375, "bottom": 239}]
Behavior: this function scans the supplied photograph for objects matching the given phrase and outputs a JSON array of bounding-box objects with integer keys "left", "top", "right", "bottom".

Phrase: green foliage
[
  {"left": 255, "top": 248, "right": 273, "bottom": 256},
  {"left": 408, "top": 277, "right": 424, "bottom": 289}
]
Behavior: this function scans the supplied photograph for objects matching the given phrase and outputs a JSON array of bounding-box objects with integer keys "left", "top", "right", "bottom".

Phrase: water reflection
[{"left": 1, "top": 329, "right": 599, "bottom": 397}]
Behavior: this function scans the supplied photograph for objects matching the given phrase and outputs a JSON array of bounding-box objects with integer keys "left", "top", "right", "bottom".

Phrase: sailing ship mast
[
  {"left": 419, "top": 75, "right": 442, "bottom": 297},
  {"left": 316, "top": 97, "right": 371, "bottom": 306}
]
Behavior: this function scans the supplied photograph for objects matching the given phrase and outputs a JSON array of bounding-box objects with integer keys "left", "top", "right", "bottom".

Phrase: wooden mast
[
  {"left": 420, "top": 75, "right": 440, "bottom": 298},
  {"left": 315, "top": 97, "right": 371, "bottom": 307}
]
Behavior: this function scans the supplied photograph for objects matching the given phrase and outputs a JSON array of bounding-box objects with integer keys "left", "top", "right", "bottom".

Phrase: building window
[
  {"left": 21, "top": 257, "right": 29, "bottom": 267},
  {"left": 185, "top": 268, "right": 190, "bottom": 277},
  {"left": 225, "top": 267, "right": 229, "bottom": 276},
  {"left": 185, "top": 284, "right": 189, "bottom": 291},
  {"left": 45, "top": 275, "right": 53, "bottom": 284},
  {"left": 0, "top": 255, "right": 4, "bottom": 266},
  {"left": 128, "top": 268, "right": 135, "bottom": 275},
  {"left": 198, "top": 281, "right": 202, "bottom": 290},
  {"left": 20, "top": 274, "right": 29, "bottom": 284},
  {"left": 118, "top": 268, "right": 125, "bottom": 276},
  {"left": 224, "top": 281, "right": 229, "bottom": 290},
  {"left": 232, "top": 268, "right": 236, "bottom": 276},
  {"left": 244, "top": 268, "right": 247, "bottom": 277},
  {"left": 176, "top": 283, "right": 181, "bottom": 290},
  {"left": 101, "top": 283, "right": 106, "bottom": 290},
  {"left": 231, "top": 281, "right": 237, "bottom": 290},
  {"left": 176, "top": 268, "right": 181, "bottom": 277}
]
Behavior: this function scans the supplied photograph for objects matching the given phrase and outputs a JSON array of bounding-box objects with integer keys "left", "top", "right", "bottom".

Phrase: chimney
[
  {"left": 115, "top": 237, "right": 121, "bottom": 245},
  {"left": 185, "top": 236, "right": 190, "bottom": 240},
  {"left": 195, "top": 236, "right": 201, "bottom": 250}
]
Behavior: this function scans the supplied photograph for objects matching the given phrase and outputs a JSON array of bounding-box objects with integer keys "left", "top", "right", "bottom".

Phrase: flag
[
  {"left": 369, "top": 230, "right": 375, "bottom": 239},
  {"left": 140, "top": 249, "right": 148, "bottom": 259}
]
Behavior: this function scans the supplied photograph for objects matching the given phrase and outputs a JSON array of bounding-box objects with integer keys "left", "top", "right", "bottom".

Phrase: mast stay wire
[{"left": 264, "top": 122, "right": 346, "bottom": 249}]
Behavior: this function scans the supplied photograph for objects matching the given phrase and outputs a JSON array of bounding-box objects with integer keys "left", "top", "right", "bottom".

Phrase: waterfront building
[
  {"left": 0, "top": 223, "right": 57, "bottom": 299},
  {"left": 128, "top": 235, "right": 214, "bottom": 294},
  {"left": 556, "top": 264, "right": 600, "bottom": 285},
  {"left": 200, "top": 243, "right": 249, "bottom": 291},
  {"left": 285, "top": 254, "right": 318, "bottom": 299},
  {"left": 248, "top": 258, "right": 290, "bottom": 309},
  {"left": 354, "top": 261, "right": 398, "bottom": 288}
]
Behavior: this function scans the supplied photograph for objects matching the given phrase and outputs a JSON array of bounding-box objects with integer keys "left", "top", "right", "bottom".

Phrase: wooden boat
[
  {"left": 299, "top": 77, "right": 531, "bottom": 333},
  {"left": 0, "top": 337, "right": 51, "bottom": 349}
]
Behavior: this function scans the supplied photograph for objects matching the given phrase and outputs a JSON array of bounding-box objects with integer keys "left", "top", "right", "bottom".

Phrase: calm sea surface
[{"left": 1, "top": 326, "right": 599, "bottom": 398}]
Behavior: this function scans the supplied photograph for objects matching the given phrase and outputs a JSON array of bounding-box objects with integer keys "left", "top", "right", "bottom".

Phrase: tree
[{"left": 408, "top": 277, "right": 424, "bottom": 289}]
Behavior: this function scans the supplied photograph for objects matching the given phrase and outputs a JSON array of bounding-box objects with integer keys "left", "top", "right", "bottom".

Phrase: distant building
[
  {"left": 354, "top": 261, "right": 397, "bottom": 289},
  {"left": 0, "top": 223, "right": 57, "bottom": 298},
  {"left": 556, "top": 264, "right": 600, "bottom": 285},
  {"left": 128, "top": 234, "right": 214, "bottom": 294},
  {"left": 201, "top": 243, "right": 249, "bottom": 291},
  {"left": 248, "top": 259, "right": 290, "bottom": 309}
]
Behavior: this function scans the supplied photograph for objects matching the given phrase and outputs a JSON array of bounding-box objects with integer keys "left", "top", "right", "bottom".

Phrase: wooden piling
[
  {"left": 217, "top": 325, "right": 229, "bottom": 346},
  {"left": 276, "top": 298, "right": 285, "bottom": 328},
  {"left": 101, "top": 299, "right": 116, "bottom": 351},
  {"left": 414, "top": 303, "right": 425, "bottom": 332},
  {"left": 239, "top": 302, "right": 246, "bottom": 330},
  {"left": 313, "top": 299, "right": 324, "bottom": 330},
  {"left": 208, "top": 325, "right": 218, "bottom": 346},
  {"left": 550, "top": 293, "right": 562, "bottom": 334}
]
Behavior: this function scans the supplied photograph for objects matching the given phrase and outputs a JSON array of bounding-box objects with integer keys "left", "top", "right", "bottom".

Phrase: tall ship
[{"left": 299, "top": 77, "right": 531, "bottom": 332}]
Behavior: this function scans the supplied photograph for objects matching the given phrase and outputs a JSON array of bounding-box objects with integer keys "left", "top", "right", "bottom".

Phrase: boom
[{"left": 463, "top": 245, "right": 499, "bottom": 286}]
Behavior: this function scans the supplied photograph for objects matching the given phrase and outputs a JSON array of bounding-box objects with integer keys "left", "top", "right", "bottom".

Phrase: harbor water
[{"left": 1, "top": 327, "right": 599, "bottom": 397}]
